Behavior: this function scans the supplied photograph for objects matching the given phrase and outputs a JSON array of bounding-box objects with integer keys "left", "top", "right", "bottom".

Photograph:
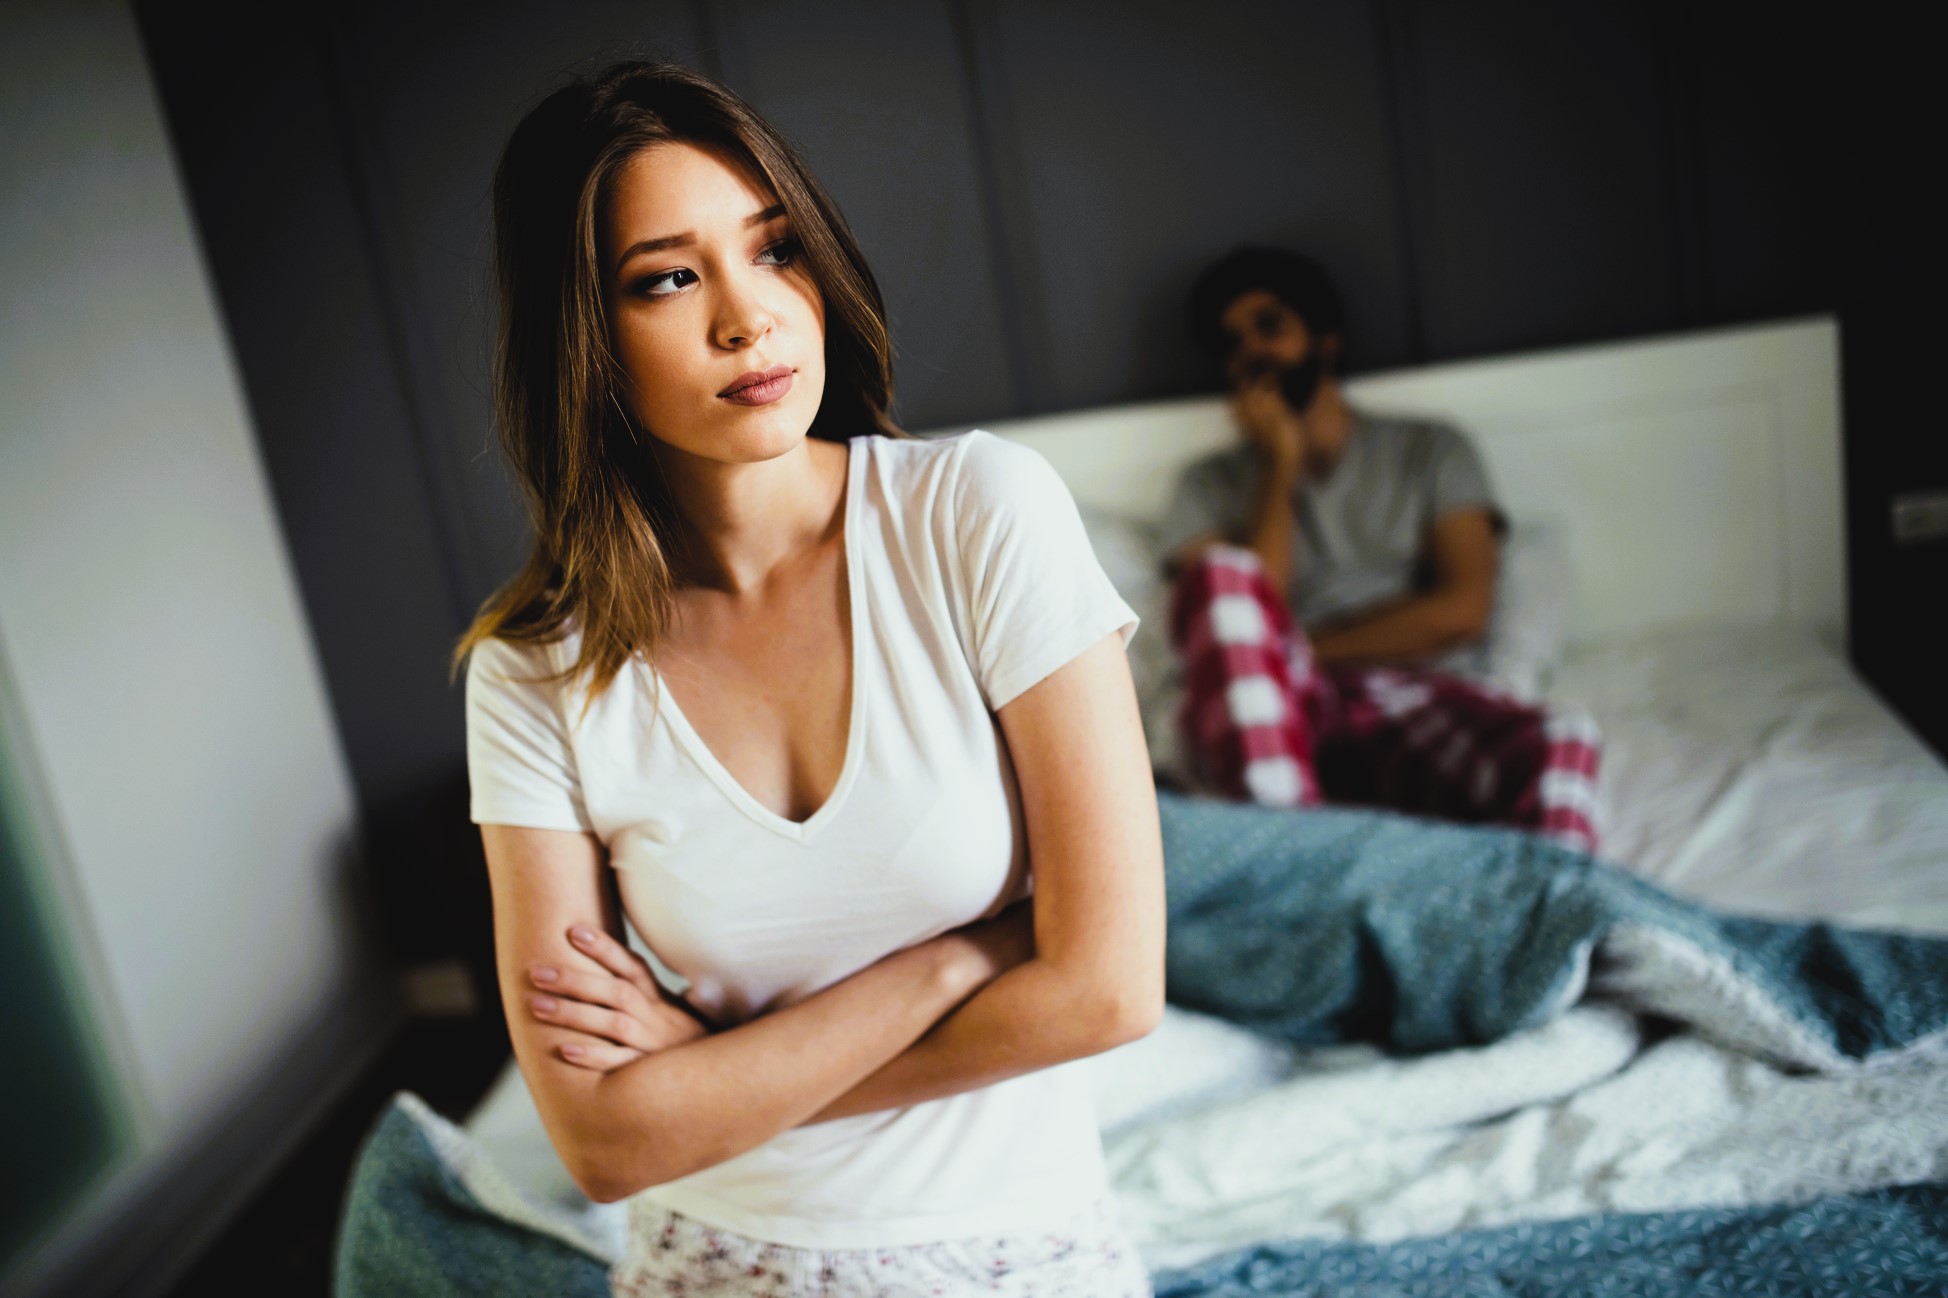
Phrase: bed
[{"left": 377, "top": 316, "right": 1948, "bottom": 1292}]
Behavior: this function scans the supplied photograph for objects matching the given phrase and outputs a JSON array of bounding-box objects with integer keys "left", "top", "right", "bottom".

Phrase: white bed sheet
[
  {"left": 461, "top": 622, "right": 1948, "bottom": 1270},
  {"left": 1554, "top": 622, "right": 1948, "bottom": 935}
]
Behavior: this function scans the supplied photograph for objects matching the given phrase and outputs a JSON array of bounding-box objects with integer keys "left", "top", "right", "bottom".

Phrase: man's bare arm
[
  {"left": 1310, "top": 506, "right": 1500, "bottom": 666},
  {"left": 1236, "top": 451, "right": 1301, "bottom": 594}
]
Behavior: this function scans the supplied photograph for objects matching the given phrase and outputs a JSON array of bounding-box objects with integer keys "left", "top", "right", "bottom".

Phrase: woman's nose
[{"left": 713, "top": 277, "right": 777, "bottom": 350}]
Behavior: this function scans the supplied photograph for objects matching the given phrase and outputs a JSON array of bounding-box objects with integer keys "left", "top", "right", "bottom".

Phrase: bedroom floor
[{"left": 161, "top": 1011, "right": 512, "bottom": 1297}]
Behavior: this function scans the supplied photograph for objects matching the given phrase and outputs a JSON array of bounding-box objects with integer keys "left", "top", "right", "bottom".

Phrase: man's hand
[
  {"left": 1231, "top": 374, "right": 1306, "bottom": 479},
  {"left": 527, "top": 925, "right": 717, "bottom": 1073}
]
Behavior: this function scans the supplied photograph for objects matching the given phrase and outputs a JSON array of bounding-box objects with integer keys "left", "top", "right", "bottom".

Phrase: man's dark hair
[{"left": 1185, "top": 245, "right": 1346, "bottom": 364}]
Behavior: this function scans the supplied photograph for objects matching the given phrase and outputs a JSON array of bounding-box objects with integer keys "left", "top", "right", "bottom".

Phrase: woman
[{"left": 456, "top": 59, "right": 1164, "bottom": 1295}]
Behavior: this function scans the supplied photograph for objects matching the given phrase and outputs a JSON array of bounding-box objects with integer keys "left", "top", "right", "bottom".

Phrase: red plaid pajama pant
[{"left": 1170, "top": 545, "right": 1602, "bottom": 852}]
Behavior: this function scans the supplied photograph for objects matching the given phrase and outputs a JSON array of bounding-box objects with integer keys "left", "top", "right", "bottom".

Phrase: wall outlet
[
  {"left": 1891, "top": 492, "right": 1948, "bottom": 544},
  {"left": 401, "top": 958, "right": 483, "bottom": 1018}
]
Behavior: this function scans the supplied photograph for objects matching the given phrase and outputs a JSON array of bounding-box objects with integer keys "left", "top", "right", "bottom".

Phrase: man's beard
[
  {"left": 1275, "top": 353, "right": 1325, "bottom": 413},
  {"left": 1241, "top": 353, "right": 1327, "bottom": 413}
]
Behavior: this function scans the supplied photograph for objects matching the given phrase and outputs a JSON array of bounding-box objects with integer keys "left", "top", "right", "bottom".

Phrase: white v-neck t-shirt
[{"left": 465, "top": 430, "right": 1140, "bottom": 1248}]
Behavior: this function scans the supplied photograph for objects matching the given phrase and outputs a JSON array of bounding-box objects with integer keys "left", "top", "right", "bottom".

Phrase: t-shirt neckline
[{"left": 645, "top": 436, "right": 871, "bottom": 845}]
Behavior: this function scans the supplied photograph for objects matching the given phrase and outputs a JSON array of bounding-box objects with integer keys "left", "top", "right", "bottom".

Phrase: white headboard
[{"left": 920, "top": 317, "right": 1844, "bottom": 649}]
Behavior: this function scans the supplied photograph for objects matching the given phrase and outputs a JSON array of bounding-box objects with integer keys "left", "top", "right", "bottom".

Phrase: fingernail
[
  {"left": 560, "top": 1043, "right": 582, "bottom": 1059},
  {"left": 531, "top": 995, "right": 557, "bottom": 1012},
  {"left": 531, "top": 965, "right": 557, "bottom": 983},
  {"left": 570, "top": 926, "right": 595, "bottom": 944}
]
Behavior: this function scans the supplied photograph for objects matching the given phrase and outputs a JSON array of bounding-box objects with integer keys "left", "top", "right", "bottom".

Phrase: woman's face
[{"left": 602, "top": 141, "right": 826, "bottom": 465}]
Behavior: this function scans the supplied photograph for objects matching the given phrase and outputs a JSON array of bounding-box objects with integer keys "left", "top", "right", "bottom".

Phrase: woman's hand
[
  {"left": 935, "top": 899, "right": 1038, "bottom": 986},
  {"left": 527, "top": 925, "right": 716, "bottom": 1073}
]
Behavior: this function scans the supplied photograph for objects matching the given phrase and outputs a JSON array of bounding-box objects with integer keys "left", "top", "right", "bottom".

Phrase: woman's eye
[
  {"left": 636, "top": 267, "right": 698, "bottom": 297},
  {"left": 758, "top": 235, "right": 802, "bottom": 267}
]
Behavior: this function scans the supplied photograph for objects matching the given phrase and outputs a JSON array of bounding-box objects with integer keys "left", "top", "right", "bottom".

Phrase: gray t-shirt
[{"left": 1157, "top": 410, "right": 1501, "bottom": 632}]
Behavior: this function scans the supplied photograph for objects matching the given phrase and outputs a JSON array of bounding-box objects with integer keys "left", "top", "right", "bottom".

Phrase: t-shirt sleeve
[
  {"left": 1426, "top": 423, "right": 1504, "bottom": 531},
  {"left": 948, "top": 432, "right": 1141, "bottom": 712},
  {"left": 464, "top": 635, "right": 596, "bottom": 833},
  {"left": 1153, "top": 455, "right": 1239, "bottom": 567}
]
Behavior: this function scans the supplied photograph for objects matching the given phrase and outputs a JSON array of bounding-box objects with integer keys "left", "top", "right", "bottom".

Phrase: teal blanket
[
  {"left": 1158, "top": 794, "right": 1948, "bottom": 1068},
  {"left": 1150, "top": 1180, "right": 1948, "bottom": 1296}
]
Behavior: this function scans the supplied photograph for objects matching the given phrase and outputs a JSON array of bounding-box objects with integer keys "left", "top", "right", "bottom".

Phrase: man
[
  {"left": 1162, "top": 246, "right": 1503, "bottom": 669},
  {"left": 1158, "top": 246, "right": 1599, "bottom": 849}
]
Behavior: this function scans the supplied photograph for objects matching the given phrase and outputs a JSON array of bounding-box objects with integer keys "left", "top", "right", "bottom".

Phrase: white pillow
[
  {"left": 1482, "top": 518, "right": 1576, "bottom": 701},
  {"left": 1075, "top": 503, "right": 1186, "bottom": 778}
]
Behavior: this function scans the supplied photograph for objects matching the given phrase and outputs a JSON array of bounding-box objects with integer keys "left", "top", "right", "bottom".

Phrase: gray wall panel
[
  {"left": 1679, "top": 3, "right": 1853, "bottom": 324},
  {"left": 985, "top": 0, "right": 1413, "bottom": 408},
  {"left": 729, "top": 0, "right": 1021, "bottom": 431},
  {"left": 1400, "top": 0, "right": 1686, "bottom": 358},
  {"left": 333, "top": 1, "right": 714, "bottom": 613},
  {"left": 137, "top": 7, "right": 472, "bottom": 814}
]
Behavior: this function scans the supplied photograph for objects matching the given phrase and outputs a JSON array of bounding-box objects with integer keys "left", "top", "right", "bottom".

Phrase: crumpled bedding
[
  {"left": 1087, "top": 793, "right": 1948, "bottom": 1270},
  {"left": 1088, "top": 624, "right": 1948, "bottom": 1273},
  {"left": 1104, "top": 999, "right": 1948, "bottom": 1271}
]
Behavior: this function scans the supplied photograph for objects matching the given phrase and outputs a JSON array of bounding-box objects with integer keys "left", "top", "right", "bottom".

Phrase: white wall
[{"left": 0, "top": 3, "right": 395, "bottom": 1293}]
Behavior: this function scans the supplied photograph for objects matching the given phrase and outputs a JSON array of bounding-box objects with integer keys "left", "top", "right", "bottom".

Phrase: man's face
[{"left": 1218, "top": 289, "right": 1313, "bottom": 390}]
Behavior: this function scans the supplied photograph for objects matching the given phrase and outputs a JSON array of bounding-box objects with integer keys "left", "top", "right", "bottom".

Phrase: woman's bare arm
[
  {"left": 798, "top": 629, "right": 1166, "bottom": 1123},
  {"left": 481, "top": 823, "right": 1012, "bottom": 1204}
]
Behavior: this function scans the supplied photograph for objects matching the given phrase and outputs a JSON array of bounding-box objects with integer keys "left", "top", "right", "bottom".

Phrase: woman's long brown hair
[{"left": 451, "top": 59, "right": 904, "bottom": 705}]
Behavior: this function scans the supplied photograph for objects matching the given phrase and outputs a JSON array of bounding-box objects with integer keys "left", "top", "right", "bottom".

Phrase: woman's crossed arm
[
  {"left": 482, "top": 821, "right": 1023, "bottom": 1204},
  {"left": 800, "top": 628, "right": 1165, "bottom": 1120}
]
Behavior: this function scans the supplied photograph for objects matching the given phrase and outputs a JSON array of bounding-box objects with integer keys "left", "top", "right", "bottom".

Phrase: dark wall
[{"left": 135, "top": 1, "right": 1944, "bottom": 979}]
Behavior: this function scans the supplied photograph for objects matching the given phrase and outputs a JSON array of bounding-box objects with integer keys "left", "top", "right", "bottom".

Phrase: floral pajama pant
[
  {"left": 1171, "top": 545, "right": 1602, "bottom": 851},
  {"left": 611, "top": 1195, "right": 1152, "bottom": 1297}
]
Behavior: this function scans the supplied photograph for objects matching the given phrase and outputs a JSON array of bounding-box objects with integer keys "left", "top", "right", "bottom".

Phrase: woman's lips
[{"left": 719, "top": 365, "right": 793, "bottom": 406}]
